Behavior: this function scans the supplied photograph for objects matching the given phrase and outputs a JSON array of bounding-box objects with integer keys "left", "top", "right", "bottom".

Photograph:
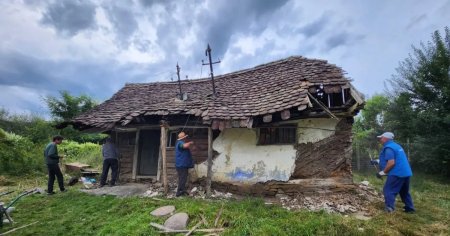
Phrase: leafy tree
[
  {"left": 353, "top": 95, "right": 390, "bottom": 166},
  {"left": 389, "top": 27, "right": 450, "bottom": 176},
  {"left": 44, "top": 90, "right": 97, "bottom": 121}
]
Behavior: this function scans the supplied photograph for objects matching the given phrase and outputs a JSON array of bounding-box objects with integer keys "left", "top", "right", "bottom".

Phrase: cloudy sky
[{"left": 1, "top": 0, "right": 449, "bottom": 117}]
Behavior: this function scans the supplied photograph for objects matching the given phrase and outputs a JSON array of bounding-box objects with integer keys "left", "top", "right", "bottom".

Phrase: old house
[{"left": 68, "top": 56, "right": 364, "bottom": 196}]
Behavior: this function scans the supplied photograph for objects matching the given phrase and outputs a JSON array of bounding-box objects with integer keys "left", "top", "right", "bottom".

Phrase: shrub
[
  {"left": 0, "top": 128, "right": 45, "bottom": 175},
  {"left": 59, "top": 140, "right": 102, "bottom": 168}
]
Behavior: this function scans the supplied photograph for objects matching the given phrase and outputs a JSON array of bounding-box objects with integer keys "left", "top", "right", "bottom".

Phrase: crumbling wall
[
  {"left": 291, "top": 118, "right": 353, "bottom": 179},
  {"left": 195, "top": 128, "right": 296, "bottom": 183}
]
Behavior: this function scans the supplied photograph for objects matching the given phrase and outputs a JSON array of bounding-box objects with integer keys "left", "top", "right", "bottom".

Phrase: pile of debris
[
  {"left": 142, "top": 183, "right": 234, "bottom": 200},
  {"left": 273, "top": 181, "right": 382, "bottom": 214},
  {"left": 141, "top": 180, "right": 381, "bottom": 215}
]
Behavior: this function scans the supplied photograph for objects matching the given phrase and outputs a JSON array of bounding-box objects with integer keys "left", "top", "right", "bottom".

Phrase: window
[{"left": 258, "top": 127, "right": 296, "bottom": 145}]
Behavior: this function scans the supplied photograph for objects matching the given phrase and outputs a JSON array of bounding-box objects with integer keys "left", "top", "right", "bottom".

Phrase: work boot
[
  {"left": 384, "top": 207, "right": 394, "bottom": 213},
  {"left": 47, "top": 191, "right": 56, "bottom": 195}
]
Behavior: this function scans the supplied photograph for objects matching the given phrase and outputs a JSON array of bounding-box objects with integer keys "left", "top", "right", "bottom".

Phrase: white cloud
[{"left": 1, "top": 0, "right": 450, "bottom": 116}]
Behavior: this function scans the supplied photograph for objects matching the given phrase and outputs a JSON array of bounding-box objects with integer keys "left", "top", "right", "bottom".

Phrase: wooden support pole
[
  {"left": 206, "top": 127, "right": 213, "bottom": 197},
  {"left": 132, "top": 129, "right": 140, "bottom": 180},
  {"left": 160, "top": 123, "right": 168, "bottom": 194}
]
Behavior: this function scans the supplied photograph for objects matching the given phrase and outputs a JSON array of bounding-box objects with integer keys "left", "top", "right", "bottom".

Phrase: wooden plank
[
  {"left": 132, "top": 129, "right": 140, "bottom": 180},
  {"left": 160, "top": 124, "right": 168, "bottom": 194},
  {"left": 206, "top": 127, "right": 213, "bottom": 197}
]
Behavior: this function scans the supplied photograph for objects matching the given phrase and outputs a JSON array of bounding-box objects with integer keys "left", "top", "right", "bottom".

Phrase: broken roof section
[{"left": 69, "top": 56, "right": 364, "bottom": 130}]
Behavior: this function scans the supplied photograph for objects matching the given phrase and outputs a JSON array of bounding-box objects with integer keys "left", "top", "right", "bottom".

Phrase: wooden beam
[
  {"left": 131, "top": 129, "right": 140, "bottom": 180},
  {"left": 280, "top": 110, "right": 290, "bottom": 120},
  {"left": 206, "top": 127, "right": 213, "bottom": 197},
  {"left": 307, "top": 92, "right": 338, "bottom": 120},
  {"left": 263, "top": 114, "right": 272, "bottom": 123},
  {"left": 160, "top": 123, "right": 168, "bottom": 194}
]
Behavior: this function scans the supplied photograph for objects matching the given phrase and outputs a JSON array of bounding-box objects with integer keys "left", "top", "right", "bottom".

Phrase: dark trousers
[
  {"left": 47, "top": 164, "right": 65, "bottom": 193},
  {"left": 176, "top": 167, "right": 189, "bottom": 196},
  {"left": 100, "top": 159, "right": 119, "bottom": 186},
  {"left": 383, "top": 176, "right": 415, "bottom": 211}
]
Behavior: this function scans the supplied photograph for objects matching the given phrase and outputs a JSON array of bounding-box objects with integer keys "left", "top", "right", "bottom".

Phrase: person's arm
[
  {"left": 182, "top": 141, "right": 194, "bottom": 149},
  {"left": 379, "top": 148, "right": 395, "bottom": 175}
]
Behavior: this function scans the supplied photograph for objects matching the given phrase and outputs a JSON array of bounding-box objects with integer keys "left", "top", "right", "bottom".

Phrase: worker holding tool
[
  {"left": 371, "top": 132, "right": 415, "bottom": 213},
  {"left": 175, "top": 131, "right": 194, "bottom": 197},
  {"left": 44, "top": 135, "right": 66, "bottom": 195}
]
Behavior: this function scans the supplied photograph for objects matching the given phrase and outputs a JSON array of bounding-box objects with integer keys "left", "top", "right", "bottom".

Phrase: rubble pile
[
  {"left": 141, "top": 180, "right": 381, "bottom": 215},
  {"left": 274, "top": 181, "right": 382, "bottom": 214}
]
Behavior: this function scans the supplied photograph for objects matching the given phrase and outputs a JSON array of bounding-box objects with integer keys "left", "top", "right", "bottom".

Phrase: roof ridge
[{"left": 125, "top": 56, "right": 330, "bottom": 86}]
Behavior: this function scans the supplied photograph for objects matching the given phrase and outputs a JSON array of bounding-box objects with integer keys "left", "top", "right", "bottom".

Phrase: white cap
[{"left": 377, "top": 132, "right": 394, "bottom": 139}]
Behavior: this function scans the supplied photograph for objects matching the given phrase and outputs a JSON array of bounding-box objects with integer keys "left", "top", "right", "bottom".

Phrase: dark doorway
[{"left": 137, "top": 130, "right": 160, "bottom": 176}]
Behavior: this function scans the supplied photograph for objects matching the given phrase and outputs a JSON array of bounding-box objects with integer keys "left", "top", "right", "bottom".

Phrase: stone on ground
[
  {"left": 164, "top": 212, "right": 189, "bottom": 230},
  {"left": 150, "top": 205, "right": 175, "bottom": 217}
]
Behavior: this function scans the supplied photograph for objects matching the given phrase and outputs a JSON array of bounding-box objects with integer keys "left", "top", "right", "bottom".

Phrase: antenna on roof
[
  {"left": 202, "top": 44, "right": 221, "bottom": 97},
  {"left": 176, "top": 63, "right": 182, "bottom": 99}
]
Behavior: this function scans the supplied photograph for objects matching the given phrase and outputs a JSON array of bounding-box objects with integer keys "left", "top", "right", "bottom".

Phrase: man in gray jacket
[
  {"left": 100, "top": 137, "right": 119, "bottom": 187},
  {"left": 44, "top": 135, "right": 66, "bottom": 194}
]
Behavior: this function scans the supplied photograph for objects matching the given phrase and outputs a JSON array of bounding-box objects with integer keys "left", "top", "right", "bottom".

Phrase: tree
[
  {"left": 44, "top": 91, "right": 97, "bottom": 121},
  {"left": 44, "top": 91, "right": 105, "bottom": 143},
  {"left": 352, "top": 95, "right": 390, "bottom": 169},
  {"left": 389, "top": 27, "right": 450, "bottom": 176}
]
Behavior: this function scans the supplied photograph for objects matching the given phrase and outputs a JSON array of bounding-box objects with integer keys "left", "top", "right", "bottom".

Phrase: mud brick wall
[{"left": 291, "top": 118, "right": 353, "bottom": 179}]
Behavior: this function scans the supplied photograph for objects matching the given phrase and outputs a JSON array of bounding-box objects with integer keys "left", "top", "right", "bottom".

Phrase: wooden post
[
  {"left": 132, "top": 129, "right": 140, "bottom": 180},
  {"left": 206, "top": 127, "right": 213, "bottom": 197},
  {"left": 160, "top": 123, "right": 168, "bottom": 194}
]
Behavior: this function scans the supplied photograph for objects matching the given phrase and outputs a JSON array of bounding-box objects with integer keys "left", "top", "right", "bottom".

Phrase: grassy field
[{"left": 0, "top": 173, "right": 448, "bottom": 236}]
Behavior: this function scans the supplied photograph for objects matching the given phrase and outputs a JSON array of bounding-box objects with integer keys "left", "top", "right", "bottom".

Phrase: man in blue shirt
[
  {"left": 175, "top": 131, "right": 194, "bottom": 197},
  {"left": 375, "top": 132, "right": 415, "bottom": 213}
]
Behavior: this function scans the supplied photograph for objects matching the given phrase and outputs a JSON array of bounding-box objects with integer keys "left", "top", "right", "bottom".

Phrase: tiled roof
[{"left": 71, "top": 56, "right": 354, "bottom": 129}]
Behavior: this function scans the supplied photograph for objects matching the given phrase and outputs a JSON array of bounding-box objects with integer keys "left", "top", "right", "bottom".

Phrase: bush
[
  {"left": 0, "top": 128, "right": 45, "bottom": 175},
  {"left": 59, "top": 140, "right": 102, "bottom": 168}
]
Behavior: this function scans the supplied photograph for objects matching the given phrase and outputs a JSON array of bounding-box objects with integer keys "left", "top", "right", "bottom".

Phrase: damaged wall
[
  {"left": 195, "top": 128, "right": 296, "bottom": 183},
  {"left": 292, "top": 118, "right": 353, "bottom": 179}
]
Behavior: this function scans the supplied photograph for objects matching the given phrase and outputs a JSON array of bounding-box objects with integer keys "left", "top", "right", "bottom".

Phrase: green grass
[{"left": 1, "top": 173, "right": 449, "bottom": 235}]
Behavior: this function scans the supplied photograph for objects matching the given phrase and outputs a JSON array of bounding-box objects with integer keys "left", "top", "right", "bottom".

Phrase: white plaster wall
[
  {"left": 195, "top": 128, "right": 296, "bottom": 183},
  {"left": 297, "top": 118, "right": 340, "bottom": 144}
]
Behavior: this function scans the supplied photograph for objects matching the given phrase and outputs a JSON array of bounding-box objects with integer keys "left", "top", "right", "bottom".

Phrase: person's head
[
  {"left": 377, "top": 132, "right": 394, "bottom": 144},
  {"left": 104, "top": 137, "right": 113, "bottom": 144},
  {"left": 52, "top": 135, "right": 64, "bottom": 144},
  {"left": 177, "top": 131, "right": 188, "bottom": 140}
]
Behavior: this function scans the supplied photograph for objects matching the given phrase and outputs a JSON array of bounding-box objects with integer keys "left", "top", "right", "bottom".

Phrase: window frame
[{"left": 257, "top": 126, "right": 297, "bottom": 145}]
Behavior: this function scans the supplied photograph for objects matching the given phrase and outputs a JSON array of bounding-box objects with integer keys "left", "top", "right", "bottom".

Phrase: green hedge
[
  {"left": 0, "top": 128, "right": 102, "bottom": 176},
  {"left": 0, "top": 128, "right": 45, "bottom": 175}
]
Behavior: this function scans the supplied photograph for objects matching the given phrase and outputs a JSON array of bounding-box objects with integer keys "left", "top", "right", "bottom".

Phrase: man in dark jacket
[
  {"left": 44, "top": 135, "right": 66, "bottom": 195},
  {"left": 175, "top": 131, "right": 194, "bottom": 197},
  {"left": 375, "top": 132, "right": 415, "bottom": 213},
  {"left": 100, "top": 137, "right": 120, "bottom": 187}
]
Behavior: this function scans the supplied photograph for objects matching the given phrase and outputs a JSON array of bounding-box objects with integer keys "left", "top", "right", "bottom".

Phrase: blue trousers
[{"left": 383, "top": 176, "right": 415, "bottom": 211}]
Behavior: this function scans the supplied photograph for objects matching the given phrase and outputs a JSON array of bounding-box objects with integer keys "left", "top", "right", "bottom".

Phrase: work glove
[
  {"left": 370, "top": 159, "right": 380, "bottom": 165},
  {"left": 376, "top": 171, "right": 386, "bottom": 179}
]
